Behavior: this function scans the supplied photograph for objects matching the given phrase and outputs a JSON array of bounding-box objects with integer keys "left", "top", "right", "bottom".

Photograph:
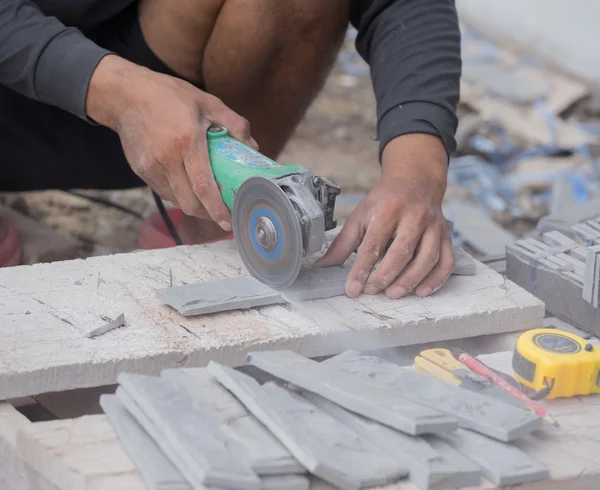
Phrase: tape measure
[{"left": 512, "top": 328, "right": 600, "bottom": 399}]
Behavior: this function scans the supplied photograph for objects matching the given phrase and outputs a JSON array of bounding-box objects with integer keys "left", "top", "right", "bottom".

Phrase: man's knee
[{"left": 139, "top": 0, "right": 349, "bottom": 84}]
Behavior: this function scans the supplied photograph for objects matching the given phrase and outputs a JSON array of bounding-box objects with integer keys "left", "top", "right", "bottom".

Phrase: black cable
[
  {"left": 152, "top": 191, "right": 182, "bottom": 246},
  {"left": 64, "top": 191, "right": 144, "bottom": 220}
]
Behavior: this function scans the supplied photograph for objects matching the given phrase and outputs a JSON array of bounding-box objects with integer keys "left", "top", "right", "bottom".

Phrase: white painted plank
[
  {"left": 11, "top": 351, "right": 600, "bottom": 490},
  {"left": 0, "top": 240, "right": 544, "bottom": 400}
]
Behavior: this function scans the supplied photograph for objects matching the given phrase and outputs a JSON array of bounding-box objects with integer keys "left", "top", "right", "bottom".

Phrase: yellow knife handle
[
  {"left": 420, "top": 348, "right": 466, "bottom": 373},
  {"left": 414, "top": 356, "right": 462, "bottom": 386}
]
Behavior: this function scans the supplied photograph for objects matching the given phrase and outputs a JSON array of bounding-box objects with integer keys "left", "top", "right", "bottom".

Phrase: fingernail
[
  {"left": 249, "top": 137, "right": 259, "bottom": 150},
  {"left": 417, "top": 286, "right": 433, "bottom": 297},
  {"left": 347, "top": 280, "right": 363, "bottom": 298},
  {"left": 363, "top": 284, "right": 380, "bottom": 295},
  {"left": 387, "top": 286, "right": 407, "bottom": 299},
  {"left": 219, "top": 220, "right": 232, "bottom": 232}
]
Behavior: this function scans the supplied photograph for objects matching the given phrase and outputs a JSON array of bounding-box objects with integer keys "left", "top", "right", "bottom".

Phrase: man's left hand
[{"left": 315, "top": 133, "right": 455, "bottom": 299}]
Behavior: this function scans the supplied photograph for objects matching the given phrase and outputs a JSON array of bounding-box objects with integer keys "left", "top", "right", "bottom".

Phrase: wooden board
[
  {"left": 0, "top": 240, "right": 544, "bottom": 399},
  {"left": 4, "top": 351, "right": 600, "bottom": 490}
]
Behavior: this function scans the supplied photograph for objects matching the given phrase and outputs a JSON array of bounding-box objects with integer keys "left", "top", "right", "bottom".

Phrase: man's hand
[
  {"left": 86, "top": 55, "right": 257, "bottom": 231},
  {"left": 315, "top": 134, "right": 455, "bottom": 299}
]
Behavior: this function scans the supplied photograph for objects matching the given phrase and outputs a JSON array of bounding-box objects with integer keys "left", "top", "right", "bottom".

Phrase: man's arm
[
  {"left": 0, "top": 0, "right": 111, "bottom": 118},
  {"left": 316, "top": 0, "right": 461, "bottom": 299},
  {"left": 350, "top": 0, "right": 461, "bottom": 160}
]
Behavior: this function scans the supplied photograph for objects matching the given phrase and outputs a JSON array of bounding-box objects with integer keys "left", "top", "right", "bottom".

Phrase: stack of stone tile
[
  {"left": 507, "top": 216, "right": 600, "bottom": 336},
  {"left": 102, "top": 350, "right": 549, "bottom": 490}
]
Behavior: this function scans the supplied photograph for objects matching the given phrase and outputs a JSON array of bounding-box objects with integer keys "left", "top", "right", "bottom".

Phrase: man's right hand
[{"left": 86, "top": 55, "right": 257, "bottom": 231}]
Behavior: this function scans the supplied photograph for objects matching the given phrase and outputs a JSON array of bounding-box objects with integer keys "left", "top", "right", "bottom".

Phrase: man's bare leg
[
  {"left": 137, "top": 0, "right": 349, "bottom": 243},
  {"left": 139, "top": 0, "right": 349, "bottom": 159}
]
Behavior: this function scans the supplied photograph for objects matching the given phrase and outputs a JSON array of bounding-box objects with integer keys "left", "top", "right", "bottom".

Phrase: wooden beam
[{"left": 0, "top": 240, "right": 544, "bottom": 400}]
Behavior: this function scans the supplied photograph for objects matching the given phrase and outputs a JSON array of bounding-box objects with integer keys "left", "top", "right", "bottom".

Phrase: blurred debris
[
  {"left": 444, "top": 199, "right": 515, "bottom": 256},
  {"left": 446, "top": 24, "right": 600, "bottom": 261},
  {"left": 0, "top": 205, "right": 86, "bottom": 264}
]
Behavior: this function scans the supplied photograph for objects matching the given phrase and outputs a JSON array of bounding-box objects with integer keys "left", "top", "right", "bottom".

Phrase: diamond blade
[{"left": 233, "top": 177, "right": 303, "bottom": 289}]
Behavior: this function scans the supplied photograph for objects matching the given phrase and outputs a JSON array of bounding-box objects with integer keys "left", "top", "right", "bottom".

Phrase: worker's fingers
[
  {"left": 180, "top": 122, "right": 232, "bottom": 230},
  {"left": 313, "top": 207, "right": 364, "bottom": 269},
  {"left": 164, "top": 156, "right": 207, "bottom": 219},
  {"left": 205, "top": 98, "right": 258, "bottom": 150},
  {"left": 363, "top": 216, "right": 425, "bottom": 295},
  {"left": 345, "top": 213, "right": 397, "bottom": 298},
  {"left": 414, "top": 231, "right": 455, "bottom": 297},
  {"left": 385, "top": 224, "right": 442, "bottom": 299},
  {"left": 128, "top": 154, "right": 179, "bottom": 206},
  {"left": 150, "top": 168, "right": 179, "bottom": 206}
]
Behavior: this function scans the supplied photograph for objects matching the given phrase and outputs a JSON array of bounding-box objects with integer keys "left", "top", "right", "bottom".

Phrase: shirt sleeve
[
  {"left": 0, "top": 0, "right": 112, "bottom": 120},
  {"left": 350, "top": 0, "right": 462, "bottom": 160}
]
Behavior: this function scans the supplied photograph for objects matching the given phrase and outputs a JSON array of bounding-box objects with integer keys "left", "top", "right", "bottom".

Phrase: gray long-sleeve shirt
[{"left": 0, "top": 0, "right": 461, "bottom": 158}]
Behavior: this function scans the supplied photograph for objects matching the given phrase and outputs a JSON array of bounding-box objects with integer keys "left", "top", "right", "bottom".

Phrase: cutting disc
[{"left": 233, "top": 177, "right": 303, "bottom": 289}]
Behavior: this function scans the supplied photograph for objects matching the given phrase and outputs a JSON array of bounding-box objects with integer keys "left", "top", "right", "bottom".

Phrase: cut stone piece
[
  {"left": 156, "top": 266, "right": 350, "bottom": 316},
  {"left": 323, "top": 351, "right": 542, "bottom": 442},
  {"left": 452, "top": 247, "right": 477, "bottom": 275},
  {"left": 303, "top": 391, "right": 481, "bottom": 490},
  {"left": 439, "top": 428, "right": 549, "bottom": 486},
  {"left": 160, "top": 368, "right": 303, "bottom": 475},
  {"left": 280, "top": 266, "right": 349, "bottom": 302},
  {"left": 207, "top": 362, "right": 406, "bottom": 490},
  {"left": 156, "top": 276, "right": 283, "bottom": 316},
  {"left": 100, "top": 394, "right": 191, "bottom": 490},
  {"left": 117, "top": 373, "right": 260, "bottom": 490},
  {"left": 86, "top": 313, "right": 126, "bottom": 338},
  {"left": 246, "top": 351, "right": 457, "bottom": 436}
]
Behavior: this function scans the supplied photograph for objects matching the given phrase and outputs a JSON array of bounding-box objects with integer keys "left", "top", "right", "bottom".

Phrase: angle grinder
[{"left": 206, "top": 125, "right": 340, "bottom": 289}]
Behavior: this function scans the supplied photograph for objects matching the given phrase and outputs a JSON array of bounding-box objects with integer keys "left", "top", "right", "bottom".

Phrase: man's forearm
[
  {"left": 350, "top": 0, "right": 462, "bottom": 160},
  {"left": 0, "top": 0, "right": 111, "bottom": 118}
]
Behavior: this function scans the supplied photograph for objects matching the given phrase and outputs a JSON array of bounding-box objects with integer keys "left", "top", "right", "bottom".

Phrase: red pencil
[{"left": 457, "top": 352, "right": 559, "bottom": 427}]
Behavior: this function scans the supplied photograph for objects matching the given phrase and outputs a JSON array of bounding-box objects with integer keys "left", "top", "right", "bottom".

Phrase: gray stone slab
[
  {"left": 246, "top": 351, "right": 457, "bottom": 436},
  {"left": 207, "top": 362, "right": 405, "bottom": 490},
  {"left": 117, "top": 373, "right": 260, "bottom": 490},
  {"left": 260, "top": 475, "right": 309, "bottom": 490},
  {"left": 156, "top": 267, "right": 350, "bottom": 316},
  {"left": 323, "top": 351, "right": 543, "bottom": 442},
  {"left": 160, "top": 368, "right": 303, "bottom": 475},
  {"left": 506, "top": 245, "right": 600, "bottom": 336},
  {"left": 280, "top": 266, "right": 349, "bottom": 302},
  {"left": 100, "top": 394, "right": 192, "bottom": 490},
  {"left": 439, "top": 428, "right": 549, "bottom": 486},
  {"left": 156, "top": 276, "right": 283, "bottom": 316},
  {"left": 303, "top": 391, "right": 480, "bottom": 490},
  {"left": 452, "top": 247, "right": 477, "bottom": 276}
]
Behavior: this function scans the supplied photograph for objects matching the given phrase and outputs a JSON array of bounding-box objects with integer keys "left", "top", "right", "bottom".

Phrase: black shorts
[{"left": 0, "top": 2, "right": 188, "bottom": 192}]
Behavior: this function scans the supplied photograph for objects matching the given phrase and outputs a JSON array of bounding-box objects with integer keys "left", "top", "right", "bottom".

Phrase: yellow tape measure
[{"left": 513, "top": 328, "right": 600, "bottom": 399}]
